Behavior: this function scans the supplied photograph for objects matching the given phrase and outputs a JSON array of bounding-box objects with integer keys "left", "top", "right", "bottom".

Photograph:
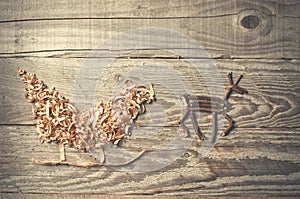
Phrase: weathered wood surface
[
  {"left": 1, "top": 126, "right": 300, "bottom": 196},
  {"left": 0, "top": 0, "right": 299, "bottom": 59},
  {"left": 0, "top": 0, "right": 300, "bottom": 198},
  {"left": 1, "top": 59, "right": 299, "bottom": 129}
]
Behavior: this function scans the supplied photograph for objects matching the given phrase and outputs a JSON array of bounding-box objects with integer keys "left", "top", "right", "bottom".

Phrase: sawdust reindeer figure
[
  {"left": 180, "top": 72, "right": 248, "bottom": 140},
  {"left": 17, "top": 68, "right": 154, "bottom": 167}
]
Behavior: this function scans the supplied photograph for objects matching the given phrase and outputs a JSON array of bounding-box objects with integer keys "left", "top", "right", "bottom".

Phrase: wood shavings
[
  {"left": 17, "top": 68, "right": 155, "bottom": 167},
  {"left": 18, "top": 68, "right": 84, "bottom": 150}
]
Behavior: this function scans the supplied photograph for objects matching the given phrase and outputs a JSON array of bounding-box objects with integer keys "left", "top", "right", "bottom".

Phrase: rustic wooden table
[{"left": 1, "top": 0, "right": 299, "bottom": 198}]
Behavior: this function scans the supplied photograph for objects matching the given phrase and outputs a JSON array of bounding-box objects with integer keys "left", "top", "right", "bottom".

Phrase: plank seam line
[
  {"left": 0, "top": 14, "right": 242, "bottom": 24},
  {"left": 0, "top": 124, "right": 299, "bottom": 130},
  {"left": 0, "top": 49, "right": 298, "bottom": 60},
  {"left": 0, "top": 56, "right": 298, "bottom": 60},
  {"left": 0, "top": 12, "right": 298, "bottom": 24}
]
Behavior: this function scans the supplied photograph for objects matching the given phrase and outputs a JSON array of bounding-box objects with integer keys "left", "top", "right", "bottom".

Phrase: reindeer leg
[
  {"left": 190, "top": 110, "right": 205, "bottom": 140},
  {"left": 179, "top": 94, "right": 192, "bottom": 137},
  {"left": 180, "top": 108, "right": 191, "bottom": 137},
  {"left": 211, "top": 112, "right": 218, "bottom": 143},
  {"left": 222, "top": 114, "right": 234, "bottom": 136}
]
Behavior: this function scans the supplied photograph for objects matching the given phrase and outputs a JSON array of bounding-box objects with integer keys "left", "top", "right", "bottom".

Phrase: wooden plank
[
  {"left": 0, "top": 0, "right": 299, "bottom": 20},
  {"left": 0, "top": 194, "right": 172, "bottom": 199},
  {"left": 1, "top": 58, "right": 299, "bottom": 129},
  {"left": 0, "top": 0, "right": 299, "bottom": 197},
  {"left": 0, "top": 1, "right": 299, "bottom": 59},
  {"left": 0, "top": 126, "right": 299, "bottom": 196}
]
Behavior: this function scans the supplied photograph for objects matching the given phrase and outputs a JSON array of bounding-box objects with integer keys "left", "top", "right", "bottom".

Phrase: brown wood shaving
[
  {"left": 18, "top": 68, "right": 84, "bottom": 150},
  {"left": 18, "top": 68, "right": 155, "bottom": 166}
]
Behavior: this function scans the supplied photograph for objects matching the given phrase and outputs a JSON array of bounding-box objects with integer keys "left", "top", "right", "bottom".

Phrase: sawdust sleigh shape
[{"left": 17, "top": 68, "right": 155, "bottom": 167}]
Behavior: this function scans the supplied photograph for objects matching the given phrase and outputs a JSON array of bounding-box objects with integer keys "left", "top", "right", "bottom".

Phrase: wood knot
[
  {"left": 241, "top": 15, "right": 260, "bottom": 29},
  {"left": 236, "top": 9, "right": 273, "bottom": 41}
]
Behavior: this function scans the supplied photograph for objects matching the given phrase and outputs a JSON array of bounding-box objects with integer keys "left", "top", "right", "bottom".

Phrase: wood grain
[
  {"left": 0, "top": 0, "right": 299, "bottom": 59},
  {"left": 0, "top": 125, "right": 299, "bottom": 196},
  {"left": 1, "top": 58, "right": 299, "bottom": 128},
  {"left": 0, "top": 0, "right": 299, "bottom": 197},
  {"left": 1, "top": 58, "right": 300, "bottom": 196}
]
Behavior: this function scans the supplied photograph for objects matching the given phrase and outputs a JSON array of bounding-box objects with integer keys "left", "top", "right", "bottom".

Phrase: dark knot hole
[{"left": 241, "top": 15, "right": 260, "bottom": 29}]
